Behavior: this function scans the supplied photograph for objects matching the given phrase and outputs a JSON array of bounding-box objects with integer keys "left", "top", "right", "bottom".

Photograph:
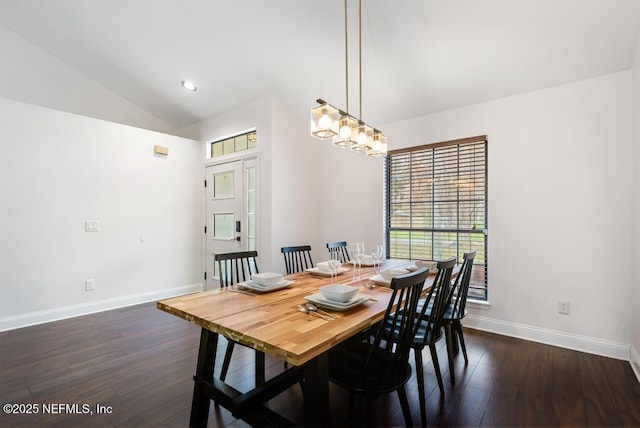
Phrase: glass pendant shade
[
  {"left": 333, "top": 114, "right": 358, "bottom": 148},
  {"left": 351, "top": 122, "right": 372, "bottom": 152},
  {"left": 311, "top": 103, "right": 339, "bottom": 139},
  {"left": 366, "top": 131, "right": 387, "bottom": 157}
]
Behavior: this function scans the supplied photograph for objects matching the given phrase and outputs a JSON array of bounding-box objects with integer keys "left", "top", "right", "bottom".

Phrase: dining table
[{"left": 157, "top": 259, "right": 456, "bottom": 427}]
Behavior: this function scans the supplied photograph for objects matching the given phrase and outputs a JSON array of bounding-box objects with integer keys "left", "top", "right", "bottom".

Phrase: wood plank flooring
[{"left": 1, "top": 302, "right": 639, "bottom": 427}]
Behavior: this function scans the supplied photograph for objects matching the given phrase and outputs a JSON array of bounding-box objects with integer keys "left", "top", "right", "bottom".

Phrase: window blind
[{"left": 385, "top": 135, "right": 488, "bottom": 300}]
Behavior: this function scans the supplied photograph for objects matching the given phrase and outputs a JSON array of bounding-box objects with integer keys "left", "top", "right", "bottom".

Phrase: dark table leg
[
  {"left": 255, "top": 350, "right": 265, "bottom": 386},
  {"left": 190, "top": 328, "right": 218, "bottom": 428},
  {"left": 303, "top": 353, "right": 330, "bottom": 427}
]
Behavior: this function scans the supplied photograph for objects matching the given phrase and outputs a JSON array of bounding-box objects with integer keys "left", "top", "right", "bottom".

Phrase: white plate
[
  {"left": 238, "top": 279, "right": 295, "bottom": 293},
  {"left": 305, "top": 267, "right": 349, "bottom": 277},
  {"left": 305, "top": 292, "right": 370, "bottom": 311},
  {"left": 370, "top": 275, "right": 391, "bottom": 286}
]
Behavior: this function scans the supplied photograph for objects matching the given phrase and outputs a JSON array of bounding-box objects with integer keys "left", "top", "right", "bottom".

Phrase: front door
[{"left": 205, "top": 160, "right": 244, "bottom": 289}]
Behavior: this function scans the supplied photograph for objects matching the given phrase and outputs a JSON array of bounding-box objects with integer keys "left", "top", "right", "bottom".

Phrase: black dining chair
[
  {"left": 280, "top": 245, "right": 313, "bottom": 374},
  {"left": 424, "top": 250, "right": 476, "bottom": 384},
  {"left": 409, "top": 256, "right": 456, "bottom": 426},
  {"left": 326, "top": 241, "right": 350, "bottom": 263},
  {"left": 214, "top": 251, "right": 265, "bottom": 385},
  {"left": 328, "top": 267, "right": 430, "bottom": 427},
  {"left": 281, "top": 245, "right": 314, "bottom": 274}
]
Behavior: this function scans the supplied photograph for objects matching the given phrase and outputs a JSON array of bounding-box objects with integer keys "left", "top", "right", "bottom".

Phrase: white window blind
[{"left": 385, "top": 135, "right": 488, "bottom": 300}]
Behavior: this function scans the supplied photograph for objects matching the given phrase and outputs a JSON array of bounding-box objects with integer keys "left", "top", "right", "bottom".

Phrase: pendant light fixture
[{"left": 310, "top": 0, "right": 387, "bottom": 158}]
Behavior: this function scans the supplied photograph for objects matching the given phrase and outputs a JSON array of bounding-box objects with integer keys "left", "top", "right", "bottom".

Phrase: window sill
[{"left": 467, "top": 299, "right": 491, "bottom": 310}]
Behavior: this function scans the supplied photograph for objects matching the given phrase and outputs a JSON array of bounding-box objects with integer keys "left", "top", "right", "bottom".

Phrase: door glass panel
[
  {"left": 248, "top": 132, "right": 257, "bottom": 149},
  {"left": 235, "top": 134, "right": 248, "bottom": 151},
  {"left": 223, "top": 138, "right": 234, "bottom": 155},
  {"left": 247, "top": 166, "right": 256, "bottom": 251},
  {"left": 211, "top": 142, "right": 223, "bottom": 158},
  {"left": 213, "top": 213, "right": 234, "bottom": 239},
  {"left": 213, "top": 172, "right": 234, "bottom": 199}
]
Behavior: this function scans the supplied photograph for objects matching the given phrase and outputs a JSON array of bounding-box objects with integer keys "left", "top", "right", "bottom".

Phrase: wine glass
[
  {"left": 371, "top": 244, "right": 384, "bottom": 274},
  {"left": 349, "top": 242, "right": 359, "bottom": 280},
  {"left": 328, "top": 256, "right": 341, "bottom": 283},
  {"left": 355, "top": 242, "right": 365, "bottom": 279}
]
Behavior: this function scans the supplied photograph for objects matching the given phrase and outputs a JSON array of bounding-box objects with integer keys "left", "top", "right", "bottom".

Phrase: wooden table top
[{"left": 157, "top": 260, "right": 450, "bottom": 366}]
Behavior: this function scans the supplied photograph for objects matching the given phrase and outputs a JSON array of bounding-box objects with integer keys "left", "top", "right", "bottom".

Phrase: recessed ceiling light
[{"left": 181, "top": 80, "right": 197, "bottom": 92}]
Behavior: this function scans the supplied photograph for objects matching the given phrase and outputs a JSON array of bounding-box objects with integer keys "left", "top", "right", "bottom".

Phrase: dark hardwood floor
[{"left": 1, "top": 302, "right": 639, "bottom": 427}]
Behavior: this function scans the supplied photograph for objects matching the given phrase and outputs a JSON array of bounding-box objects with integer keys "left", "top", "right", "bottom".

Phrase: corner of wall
[
  {"left": 632, "top": 31, "right": 640, "bottom": 381},
  {"left": 631, "top": 345, "right": 640, "bottom": 383}
]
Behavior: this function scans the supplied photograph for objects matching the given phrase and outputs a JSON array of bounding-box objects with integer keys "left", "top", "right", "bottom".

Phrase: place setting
[
  {"left": 234, "top": 272, "right": 295, "bottom": 293},
  {"left": 305, "top": 259, "right": 349, "bottom": 278},
  {"left": 304, "top": 284, "right": 372, "bottom": 312}
]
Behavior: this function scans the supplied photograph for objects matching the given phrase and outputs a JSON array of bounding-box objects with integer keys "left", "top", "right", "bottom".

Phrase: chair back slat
[
  {"left": 214, "top": 251, "right": 259, "bottom": 288},
  {"left": 414, "top": 257, "right": 457, "bottom": 343},
  {"left": 281, "top": 245, "right": 314, "bottom": 274},
  {"left": 326, "top": 241, "right": 350, "bottom": 263},
  {"left": 449, "top": 250, "right": 476, "bottom": 318}
]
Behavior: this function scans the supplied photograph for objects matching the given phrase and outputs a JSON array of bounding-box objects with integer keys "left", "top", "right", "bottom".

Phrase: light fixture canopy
[{"left": 309, "top": 0, "right": 387, "bottom": 158}]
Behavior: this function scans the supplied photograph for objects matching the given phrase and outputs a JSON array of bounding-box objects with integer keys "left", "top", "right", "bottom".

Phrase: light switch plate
[
  {"left": 558, "top": 301, "right": 570, "bottom": 315},
  {"left": 85, "top": 220, "right": 99, "bottom": 232}
]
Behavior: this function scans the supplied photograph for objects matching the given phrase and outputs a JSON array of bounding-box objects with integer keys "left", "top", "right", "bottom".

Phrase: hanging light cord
[
  {"left": 359, "top": 0, "right": 363, "bottom": 121},
  {"left": 344, "top": 0, "right": 349, "bottom": 113}
]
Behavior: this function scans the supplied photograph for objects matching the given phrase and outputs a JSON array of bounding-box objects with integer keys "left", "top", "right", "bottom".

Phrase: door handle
[{"left": 235, "top": 221, "right": 241, "bottom": 241}]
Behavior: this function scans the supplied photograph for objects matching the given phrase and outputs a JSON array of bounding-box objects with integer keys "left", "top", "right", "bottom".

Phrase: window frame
[{"left": 384, "top": 135, "right": 488, "bottom": 300}]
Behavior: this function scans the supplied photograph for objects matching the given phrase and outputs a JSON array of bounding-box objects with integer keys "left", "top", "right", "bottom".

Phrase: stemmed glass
[
  {"left": 348, "top": 242, "right": 359, "bottom": 280},
  {"left": 349, "top": 242, "right": 366, "bottom": 279},
  {"left": 354, "top": 242, "right": 365, "bottom": 279},
  {"left": 371, "top": 244, "right": 384, "bottom": 275},
  {"left": 328, "top": 256, "right": 341, "bottom": 284}
]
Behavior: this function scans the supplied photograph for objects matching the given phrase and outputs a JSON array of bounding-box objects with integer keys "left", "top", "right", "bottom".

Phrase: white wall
[
  {"left": 323, "top": 71, "right": 634, "bottom": 359},
  {"left": 269, "top": 97, "right": 324, "bottom": 271},
  {"left": 0, "top": 24, "right": 179, "bottom": 136},
  {"left": 0, "top": 98, "right": 203, "bottom": 330},
  {"left": 319, "top": 137, "right": 386, "bottom": 255},
  {"left": 631, "top": 35, "right": 640, "bottom": 378}
]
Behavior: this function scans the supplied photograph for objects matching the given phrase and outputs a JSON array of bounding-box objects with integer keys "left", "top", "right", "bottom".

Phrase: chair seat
[
  {"left": 382, "top": 315, "right": 442, "bottom": 345},
  {"left": 418, "top": 299, "right": 468, "bottom": 322},
  {"left": 329, "top": 341, "right": 412, "bottom": 395},
  {"left": 414, "top": 319, "right": 444, "bottom": 344}
]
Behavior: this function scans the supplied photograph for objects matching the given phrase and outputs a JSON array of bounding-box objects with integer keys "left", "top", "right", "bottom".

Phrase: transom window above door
[{"left": 210, "top": 130, "right": 257, "bottom": 158}]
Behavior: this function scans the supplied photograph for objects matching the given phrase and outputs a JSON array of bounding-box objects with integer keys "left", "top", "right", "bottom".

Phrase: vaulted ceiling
[{"left": 1, "top": 0, "right": 640, "bottom": 131}]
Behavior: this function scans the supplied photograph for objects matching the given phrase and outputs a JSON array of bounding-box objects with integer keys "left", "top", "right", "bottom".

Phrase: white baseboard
[
  {"left": 465, "top": 314, "right": 631, "bottom": 361},
  {"left": 0, "top": 283, "right": 203, "bottom": 332},
  {"left": 631, "top": 345, "right": 640, "bottom": 382}
]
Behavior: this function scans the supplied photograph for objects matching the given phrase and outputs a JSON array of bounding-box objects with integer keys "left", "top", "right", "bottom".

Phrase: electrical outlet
[
  {"left": 85, "top": 279, "right": 95, "bottom": 291},
  {"left": 558, "top": 300, "right": 570, "bottom": 315}
]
